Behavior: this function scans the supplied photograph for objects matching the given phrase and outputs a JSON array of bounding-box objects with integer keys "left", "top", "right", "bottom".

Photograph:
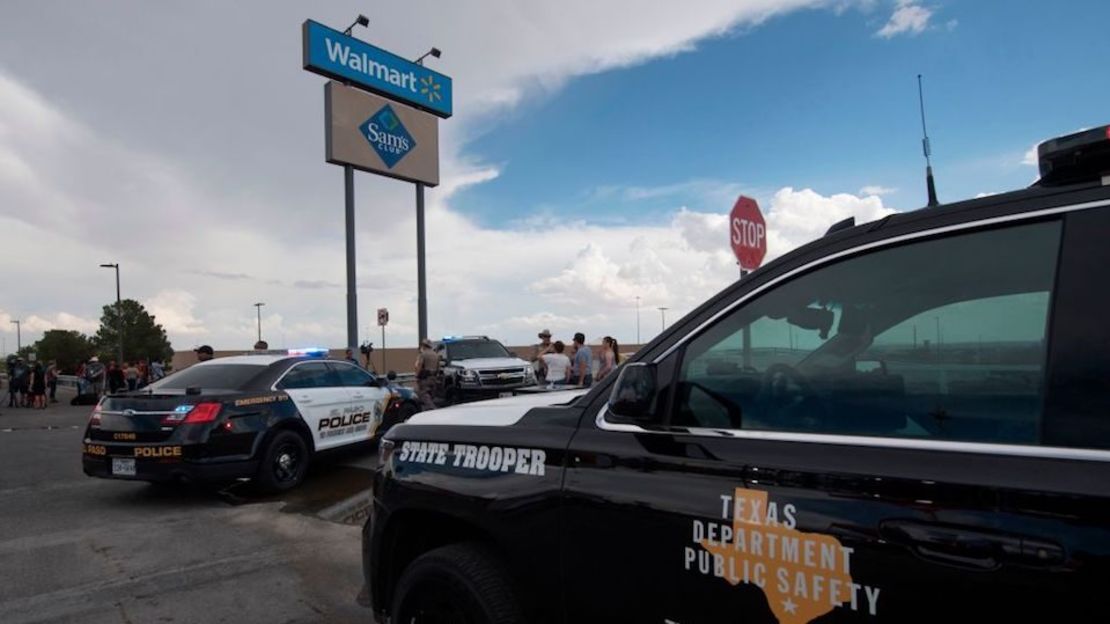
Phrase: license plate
[
  {"left": 111, "top": 458, "right": 136, "bottom": 476},
  {"left": 498, "top": 391, "right": 514, "bottom": 398}
]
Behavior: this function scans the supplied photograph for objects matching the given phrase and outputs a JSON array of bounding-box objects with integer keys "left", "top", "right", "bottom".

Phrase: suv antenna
[{"left": 918, "top": 74, "right": 939, "bottom": 207}]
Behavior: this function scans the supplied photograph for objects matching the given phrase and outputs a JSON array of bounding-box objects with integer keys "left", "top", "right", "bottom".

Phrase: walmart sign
[{"left": 302, "top": 19, "right": 453, "bottom": 118}]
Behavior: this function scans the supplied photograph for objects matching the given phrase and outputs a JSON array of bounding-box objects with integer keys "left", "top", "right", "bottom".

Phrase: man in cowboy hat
[
  {"left": 85, "top": 356, "right": 106, "bottom": 397},
  {"left": 531, "top": 329, "right": 556, "bottom": 385}
]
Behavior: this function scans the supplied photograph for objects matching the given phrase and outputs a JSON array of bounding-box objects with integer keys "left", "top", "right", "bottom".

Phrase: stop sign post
[{"left": 730, "top": 195, "right": 767, "bottom": 273}]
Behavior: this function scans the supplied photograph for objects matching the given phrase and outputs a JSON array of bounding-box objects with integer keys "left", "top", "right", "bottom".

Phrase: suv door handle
[{"left": 880, "top": 520, "right": 1064, "bottom": 570}]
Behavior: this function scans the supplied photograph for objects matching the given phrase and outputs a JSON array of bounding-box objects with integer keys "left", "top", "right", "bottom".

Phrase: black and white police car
[
  {"left": 82, "top": 349, "right": 421, "bottom": 491},
  {"left": 363, "top": 126, "right": 1110, "bottom": 623}
]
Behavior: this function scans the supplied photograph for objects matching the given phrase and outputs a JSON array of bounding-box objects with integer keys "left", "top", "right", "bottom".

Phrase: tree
[
  {"left": 94, "top": 299, "right": 173, "bottom": 364},
  {"left": 31, "top": 330, "right": 95, "bottom": 373}
]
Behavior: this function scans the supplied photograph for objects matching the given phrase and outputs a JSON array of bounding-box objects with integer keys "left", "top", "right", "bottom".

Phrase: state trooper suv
[
  {"left": 434, "top": 336, "right": 536, "bottom": 404},
  {"left": 363, "top": 126, "right": 1110, "bottom": 623}
]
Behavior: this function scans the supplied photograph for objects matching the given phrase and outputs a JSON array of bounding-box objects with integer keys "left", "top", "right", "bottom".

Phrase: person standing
[
  {"left": 45, "top": 360, "right": 59, "bottom": 403},
  {"left": 125, "top": 361, "right": 139, "bottom": 391},
  {"left": 540, "top": 341, "right": 572, "bottom": 387},
  {"left": 572, "top": 333, "right": 593, "bottom": 388},
  {"left": 530, "top": 329, "right": 555, "bottom": 384},
  {"left": 107, "top": 361, "right": 126, "bottom": 394},
  {"left": 85, "top": 357, "right": 106, "bottom": 397},
  {"left": 194, "top": 345, "right": 215, "bottom": 363},
  {"left": 29, "top": 362, "right": 47, "bottom": 409},
  {"left": 345, "top": 348, "right": 362, "bottom": 368},
  {"left": 150, "top": 359, "right": 165, "bottom": 381},
  {"left": 12, "top": 358, "right": 29, "bottom": 407},
  {"left": 414, "top": 339, "right": 440, "bottom": 410}
]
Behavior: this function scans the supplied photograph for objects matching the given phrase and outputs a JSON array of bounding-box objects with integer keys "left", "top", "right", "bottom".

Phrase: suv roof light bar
[{"left": 1036, "top": 124, "right": 1110, "bottom": 187}]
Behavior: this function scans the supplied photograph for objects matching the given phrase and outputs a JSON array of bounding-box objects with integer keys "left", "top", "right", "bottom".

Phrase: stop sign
[{"left": 730, "top": 195, "right": 767, "bottom": 270}]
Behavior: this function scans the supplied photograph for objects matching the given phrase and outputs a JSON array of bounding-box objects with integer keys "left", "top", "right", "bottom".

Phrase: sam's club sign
[
  {"left": 302, "top": 19, "right": 453, "bottom": 118},
  {"left": 360, "top": 105, "right": 415, "bottom": 168}
]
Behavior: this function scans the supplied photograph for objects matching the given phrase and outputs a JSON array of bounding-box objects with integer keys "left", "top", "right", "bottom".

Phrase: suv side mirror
[{"left": 607, "top": 362, "right": 658, "bottom": 421}]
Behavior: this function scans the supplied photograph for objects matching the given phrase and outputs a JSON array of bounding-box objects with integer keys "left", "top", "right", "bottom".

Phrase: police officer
[{"left": 414, "top": 339, "right": 439, "bottom": 410}]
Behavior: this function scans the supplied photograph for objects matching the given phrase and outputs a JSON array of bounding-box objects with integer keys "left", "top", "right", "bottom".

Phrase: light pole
[
  {"left": 658, "top": 307, "right": 668, "bottom": 332},
  {"left": 99, "top": 263, "right": 123, "bottom": 363},
  {"left": 10, "top": 320, "right": 20, "bottom": 353},
  {"left": 253, "top": 302, "right": 265, "bottom": 344},
  {"left": 413, "top": 46, "right": 442, "bottom": 343},
  {"left": 635, "top": 296, "right": 641, "bottom": 345}
]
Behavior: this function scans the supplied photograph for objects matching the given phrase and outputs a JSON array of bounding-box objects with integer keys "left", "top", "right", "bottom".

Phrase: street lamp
[
  {"left": 254, "top": 302, "right": 265, "bottom": 344},
  {"left": 414, "top": 47, "right": 442, "bottom": 66},
  {"left": 412, "top": 46, "right": 442, "bottom": 342},
  {"left": 99, "top": 263, "right": 123, "bottom": 363},
  {"left": 343, "top": 14, "right": 369, "bottom": 36},
  {"left": 9, "top": 320, "right": 20, "bottom": 353},
  {"left": 635, "top": 296, "right": 641, "bottom": 345},
  {"left": 658, "top": 307, "right": 669, "bottom": 332}
]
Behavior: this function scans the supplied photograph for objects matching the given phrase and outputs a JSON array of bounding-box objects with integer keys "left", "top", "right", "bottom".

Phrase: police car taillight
[
  {"left": 1036, "top": 124, "right": 1110, "bottom": 187},
  {"left": 161, "top": 402, "right": 222, "bottom": 426}
]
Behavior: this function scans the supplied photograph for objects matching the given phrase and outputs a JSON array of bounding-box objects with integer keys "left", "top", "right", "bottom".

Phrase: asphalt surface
[{"left": 0, "top": 389, "right": 378, "bottom": 624}]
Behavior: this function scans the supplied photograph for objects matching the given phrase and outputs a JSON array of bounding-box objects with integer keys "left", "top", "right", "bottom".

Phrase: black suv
[{"left": 363, "top": 127, "right": 1110, "bottom": 623}]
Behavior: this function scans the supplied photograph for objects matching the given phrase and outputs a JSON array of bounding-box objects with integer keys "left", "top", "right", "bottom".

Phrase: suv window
[
  {"left": 672, "top": 221, "right": 1061, "bottom": 446},
  {"left": 277, "top": 362, "right": 338, "bottom": 390},
  {"left": 331, "top": 362, "right": 374, "bottom": 387},
  {"left": 444, "top": 340, "right": 511, "bottom": 360}
]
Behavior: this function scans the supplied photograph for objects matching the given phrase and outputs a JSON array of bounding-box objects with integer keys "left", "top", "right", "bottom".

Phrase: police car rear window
[{"left": 151, "top": 364, "right": 267, "bottom": 391}]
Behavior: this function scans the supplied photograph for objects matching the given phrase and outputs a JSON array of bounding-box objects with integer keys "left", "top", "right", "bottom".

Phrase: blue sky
[{"left": 456, "top": 0, "right": 1110, "bottom": 225}]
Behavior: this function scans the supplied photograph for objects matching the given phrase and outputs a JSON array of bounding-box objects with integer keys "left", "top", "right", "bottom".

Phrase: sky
[{"left": 1, "top": 0, "right": 1108, "bottom": 354}]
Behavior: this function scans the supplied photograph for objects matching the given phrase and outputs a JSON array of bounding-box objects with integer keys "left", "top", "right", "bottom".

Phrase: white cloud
[
  {"left": 876, "top": 1, "right": 933, "bottom": 38},
  {"left": 859, "top": 185, "right": 896, "bottom": 196},
  {"left": 144, "top": 290, "right": 207, "bottom": 336},
  {"left": 1022, "top": 145, "right": 1039, "bottom": 166},
  {"left": 12, "top": 312, "right": 99, "bottom": 335}
]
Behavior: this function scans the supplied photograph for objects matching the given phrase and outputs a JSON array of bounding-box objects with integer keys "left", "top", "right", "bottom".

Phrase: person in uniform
[
  {"left": 531, "top": 329, "right": 555, "bottom": 385},
  {"left": 414, "top": 339, "right": 440, "bottom": 410}
]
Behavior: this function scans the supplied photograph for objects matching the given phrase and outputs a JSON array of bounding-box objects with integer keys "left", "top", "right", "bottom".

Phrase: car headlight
[
  {"left": 523, "top": 367, "right": 535, "bottom": 380},
  {"left": 460, "top": 369, "right": 478, "bottom": 381}
]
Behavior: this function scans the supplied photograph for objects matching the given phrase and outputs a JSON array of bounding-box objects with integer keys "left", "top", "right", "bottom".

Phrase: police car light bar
[
  {"left": 1036, "top": 124, "right": 1110, "bottom": 187},
  {"left": 288, "top": 348, "right": 329, "bottom": 358}
]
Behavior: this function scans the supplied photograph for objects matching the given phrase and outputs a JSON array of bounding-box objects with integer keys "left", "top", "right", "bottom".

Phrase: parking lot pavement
[{"left": 0, "top": 392, "right": 377, "bottom": 624}]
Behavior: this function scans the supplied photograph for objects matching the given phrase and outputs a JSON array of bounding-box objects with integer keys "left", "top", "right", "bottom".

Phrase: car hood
[
  {"left": 405, "top": 389, "right": 589, "bottom": 427},
  {"left": 449, "top": 357, "right": 529, "bottom": 369}
]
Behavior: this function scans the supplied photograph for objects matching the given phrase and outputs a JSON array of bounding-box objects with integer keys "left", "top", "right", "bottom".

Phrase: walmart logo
[
  {"left": 359, "top": 104, "right": 416, "bottom": 168},
  {"left": 420, "top": 75, "right": 443, "bottom": 104}
]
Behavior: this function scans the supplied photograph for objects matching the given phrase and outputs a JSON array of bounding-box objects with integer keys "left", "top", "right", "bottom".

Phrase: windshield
[
  {"left": 149, "top": 363, "right": 267, "bottom": 392},
  {"left": 446, "top": 340, "right": 511, "bottom": 361}
]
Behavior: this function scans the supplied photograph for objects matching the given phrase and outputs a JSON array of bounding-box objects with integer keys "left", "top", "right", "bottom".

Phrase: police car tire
[
  {"left": 254, "top": 430, "right": 309, "bottom": 493},
  {"left": 391, "top": 542, "right": 523, "bottom": 624}
]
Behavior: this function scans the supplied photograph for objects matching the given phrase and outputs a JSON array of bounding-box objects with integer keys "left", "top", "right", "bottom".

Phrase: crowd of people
[
  {"left": 4, "top": 357, "right": 59, "bottom": 410},
  {"left": 530, "top": 329, "right": 621, "bottom": 389},
  {"left": 75, "top": 356, "right": 166, "bottom": 397}
]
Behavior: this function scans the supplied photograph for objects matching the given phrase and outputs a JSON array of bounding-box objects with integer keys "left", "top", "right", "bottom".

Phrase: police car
[
  {"left": 363, "top": 126, "right": 1110, "bottom": 623},
  {"left": 435, "top": 336, "right": 536, "bottom": 404},
  {"left": 82, "top": 349, "right": 420, "bottom": 492}
]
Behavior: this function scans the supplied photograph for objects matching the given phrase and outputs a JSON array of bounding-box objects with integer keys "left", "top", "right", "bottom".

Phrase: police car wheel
[
  {"left": 255, "top": 430, "right": 308, "bottom": 493},
  {"left": 391, "top": 543, "right": 522, "bottom": 624}
]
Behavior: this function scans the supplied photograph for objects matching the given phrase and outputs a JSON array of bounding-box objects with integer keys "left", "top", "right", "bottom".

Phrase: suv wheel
[
  {"left": 391, "top": 543, "right": 523, "bottom": 624},
  {"left": 254, "top": 430, "right": 308, "bottom": 493}
]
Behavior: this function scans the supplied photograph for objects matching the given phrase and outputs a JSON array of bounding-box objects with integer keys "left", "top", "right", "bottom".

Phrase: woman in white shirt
[{"left": 540, "top": 341, "right": 572, "bottom": 387}]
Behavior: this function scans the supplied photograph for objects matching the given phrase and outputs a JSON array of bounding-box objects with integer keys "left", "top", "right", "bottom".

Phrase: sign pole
[
  {"left": 416, "top": 182, "right": 428, "bottom": 342},
  {"left": 740, "top": 267, "right": 751, "bottom": 370},
  {"left": 381, "top": 324, "right": 386, "bottom": 373},
  {"left": 344, "top": 165, "right": 358, "bottom": 351}
]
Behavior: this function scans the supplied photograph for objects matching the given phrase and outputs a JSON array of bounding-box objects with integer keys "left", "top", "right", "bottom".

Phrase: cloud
[
  {"left": 293, "top": 280, "right": 342, "bottom": 290},
  {"left": 144, "top": 290, "right": 207, "bottom": 336},
  {"left": 876, "top": 1, "right": 933, "bottom": 38},
  {"left": 191, "top": 270, "right": 254, "bottom": 282},
  {"left": 859, "top": 185, "right": 896, "bottom": 196},
  {"left": 17, "top": 312, "right": 99, "bottom": 335},
  {"left": 1022, "top": 145, "right": 1039, "bottom": 166}
]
